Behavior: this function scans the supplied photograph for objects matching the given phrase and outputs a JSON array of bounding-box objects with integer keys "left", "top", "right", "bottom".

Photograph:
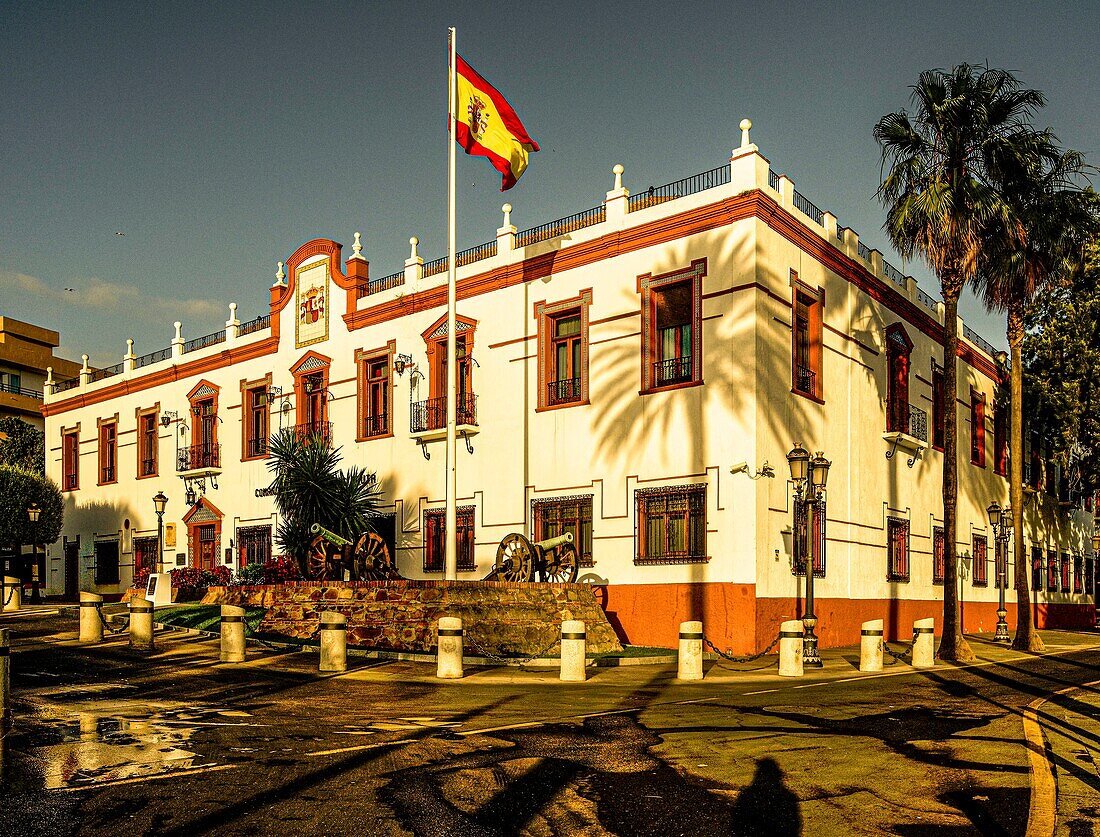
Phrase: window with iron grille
[
  {"left": 1032, "top": 546, "right": 1044, "bottom": 591},
  {"left": 532, "top": 496, "right": 593, "bottom": 567},
  {"left": 93, "top": 539, "right": 120, "bottom": 585},
  {"left": 792, "top": 497, "right": 825, "bottom": 577},
  {"left": 424, "top": 507, "right": 475, "bottom": 572},
  {"left": 246, "top": 386, "right": 269, "bottom": 457},
  {"left": 1047, "top": 549, "right": 1059, "bottom": 592},
  {"left": 972, "top": 535, "right": 988, "bottom": 586},
  {"left": 547, "top": 312, "right": 584, "bottom": 406},
  {"left": 885, "top": 325, "right": 912, "bottom": 434},
  {"left": 237, "top": 525, "right": 272, "bottom": 567},
  {"left": 1073, "top": 554, "right": 1083, "bottom": 594},
  {"left": 886, "top": 518, "right": 909, "bottom": 582},
  {"left": 360, "top": 355, "right": 391, "bottom": 438},
  {"left": 932, "top": 527, "right": 946, "bottom": 584},
  {"left": 1061, "top": 551, "right": 1071, "bottom": 593},
  {"left": 640, "top": 262, "right": 704, "bottom": 393},
  {"left": 134, "top": 537, "right": 158, "bottom": 576},
  {"left": 635, "top": 485, "right": 706, "bottom": 564}
]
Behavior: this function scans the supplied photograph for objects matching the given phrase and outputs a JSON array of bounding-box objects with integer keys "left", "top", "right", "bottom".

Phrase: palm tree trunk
[
  {"left": 939, "top": 286, "right": 976, "bottom": 662},
  {"left": 1008, "top": 303, "right": 1045, "bottom": 652}
]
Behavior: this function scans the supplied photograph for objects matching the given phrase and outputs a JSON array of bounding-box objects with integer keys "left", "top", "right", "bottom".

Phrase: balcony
[
  {"left": 410, "top": 394, "right": 478, "bottom": 441},
  {"left": 139, "top": 458, "right": 156, "bottom": 477},
  {"left": 246, "top": 437, "right": 268, "bottom": 458},
  {"left": 177, "top": 443, "right": 222, "bottom": 477},
  {"left": 883, "top": 403, "right": 928, "bottom": 465},
  {"left": 362, "top": 413, "right": 390, "bottom": 438},
  {"left": 293, "top": 421, "right": 333, "bottom": 447},
  {"left": 546, "top": 377, "right": 581, "bottom": 406},
  {"left": 794, "top": 364, "right": 817, "bottom": 397},
  {"left": 653, "top": 356, "right": 693, "bottom": 387}
]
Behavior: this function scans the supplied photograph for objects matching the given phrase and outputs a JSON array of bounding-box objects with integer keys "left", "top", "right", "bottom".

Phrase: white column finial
[
  {"left": 351, "top": 231, "right": 364, "bottom": 260},
  {"left": 126, "top": 339, "right": 134, "bottom": 353},
  {"left": 45, "top": 366, "right": 53, "bottom": 384},
  {"left": 501, "top": 203, "right": 512, "bottom": 227},
  {"left": 81, "top": 354, "right": 89, "bottom": 371},
  {"left": 739, "top": 118, "right": 752, "bottom": 148},
  {"left": 274, "top": 261, "right": 286, "bottom": 287},
  {"left": 229, "top": 302, "right": 237, "bottom": 316},
  {"left": 409, "top": 236, "right": 419, "bottom": 260},
  {"left": 613, "top": 164, "right": 624, "bottom": 191},
  {"left": 173, "top": 321, "right": 182, "bottom": 340}
]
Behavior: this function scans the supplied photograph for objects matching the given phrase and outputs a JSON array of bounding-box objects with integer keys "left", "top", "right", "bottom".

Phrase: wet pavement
[{"left": 2, "top": 610, "right": 1099, "bottom": 835}]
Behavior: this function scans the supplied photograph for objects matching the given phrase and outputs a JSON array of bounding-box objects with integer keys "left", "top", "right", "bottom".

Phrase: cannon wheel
[
  {"left": 495, "top": 533, "right": 535, "bottom": 583},
  {"left": 541, "top": 541, "right": 579, "bottom": 584},
  {"left": 354, "top": 533, "right": 392, "bottom": 580},
  {"left": 307, "top": 535, "right": 332, "bottom": 580}
]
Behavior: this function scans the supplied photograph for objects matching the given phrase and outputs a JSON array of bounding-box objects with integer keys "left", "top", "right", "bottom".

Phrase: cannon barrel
[
  {"left": 533, "top": 532, "right": 574, "bottom": 551},
  {"left": 309, "top": 523, "right": 352, "bottom": 547}
]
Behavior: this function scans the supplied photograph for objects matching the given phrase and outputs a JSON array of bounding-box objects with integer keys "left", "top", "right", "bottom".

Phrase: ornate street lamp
[
  {"left": 987, "top": 501, "right": 1010, "bottom": 643},
  {"left": 153, "top": 491, "right": 168, "bottom": 576},
  {"left": 27, "top": 502, "right": 41, "bottom": 604},
  {"left": 787, "top": 443, "right": 825, "bottom": 668}
]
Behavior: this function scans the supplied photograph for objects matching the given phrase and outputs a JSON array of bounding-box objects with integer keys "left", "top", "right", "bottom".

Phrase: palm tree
[
  {"left": 265, "top": 428, "right": 382, "bottom": 574},
  {"left": 875, "top": 65, "right": 1047, "bottom": 662},
  {"left": 975, "top": 148, "right": 1098, "bottom": 652}
]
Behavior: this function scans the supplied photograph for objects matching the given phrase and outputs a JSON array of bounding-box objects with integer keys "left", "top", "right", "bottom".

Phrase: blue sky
[{"left": 2, "top": 1, "right": 1097, "bottom": 365}]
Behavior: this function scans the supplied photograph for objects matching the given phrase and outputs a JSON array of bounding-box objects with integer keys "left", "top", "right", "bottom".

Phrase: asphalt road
[{"left": 2, "top": 612, "right": 1098, "bottom": 836}]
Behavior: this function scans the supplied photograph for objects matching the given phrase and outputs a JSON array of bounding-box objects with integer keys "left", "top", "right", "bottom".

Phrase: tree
[
  {"left": 876, "top": 65, "right": 1047, "bottom": 661},
  {"left": 0, "top": 417, "right": 45, "bottom": 474},
  {"left": 0, "top": 464, "right": 63, "bottom": 549},
  {"left": 975, "top": 149, "right": 1098, "bottom": 652},
  {"left": 264, "top": 429, "right": 382, "bottom": 574}
]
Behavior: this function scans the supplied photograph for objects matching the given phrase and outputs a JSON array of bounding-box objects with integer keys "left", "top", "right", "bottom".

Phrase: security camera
[{"left": 730, "top": 462, "right": 749, "bottom": 475}]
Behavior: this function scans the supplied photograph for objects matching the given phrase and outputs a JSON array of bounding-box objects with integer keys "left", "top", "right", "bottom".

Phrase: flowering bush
[
  {"left": 230, "top": 556, "right": 303, "bottom": 586},
  {"left": 166, "top": 565, "right": 233, "bottom": 600},
  {"left": 133, "top": 566, "right": 151, "bottom": 590}
]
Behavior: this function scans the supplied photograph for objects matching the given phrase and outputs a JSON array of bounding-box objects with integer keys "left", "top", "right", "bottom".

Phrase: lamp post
[
  {"left": 787, "top": 443, "right": 829, "bottom": 668},
  {"left": 152, "top": 491, "right": 168, "bottom": 575},
  {"left": 987, "top": 501, "right": 1011, "bottom": 643},
  {"left": 27, "top": 502, "right": 41, "bottom": 604}
]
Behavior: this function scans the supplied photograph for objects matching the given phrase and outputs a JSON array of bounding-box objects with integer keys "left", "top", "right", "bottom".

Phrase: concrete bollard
[
  {"left": 677, "top": 620, "right": 704, "bottom": 680},
  {"left": 436, "top": 616, "right": 464, "bottom": 679},
  {"left": 1, "top": 629, "right": 10, "bottom": 733},
  {"left": 912, "top": 617, "right": 936, "bottom": 669},
  {"left": 220, "top": 605, "right": 246, "bottom": 663},
  {"left": 860, "top": 619, "right": 884, "bottom": 672},
  {"left": 319, "top": 611, "right": 347, "bottom": 673},
  {"left": 778, "top": 619, "right": 804, "bottom": 677},
  {"left": 559, "top": 619, "right": 586, "bottom": 682},
  {"left": 2, "top": 577, "right": 20, "bottom": 612},
  {"left": 78, "top": 591, "right": 104, "bottom": 643},
  {"left": 128, "top": 598, "right": 155, "bottom": 651}
]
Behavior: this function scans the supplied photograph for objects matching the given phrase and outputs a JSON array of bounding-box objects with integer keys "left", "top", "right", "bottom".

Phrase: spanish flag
[{"left": 454, "top": 54, "right": 539, "bottom": 191}]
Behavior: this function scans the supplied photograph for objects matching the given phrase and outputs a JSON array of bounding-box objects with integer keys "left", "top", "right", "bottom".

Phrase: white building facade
[{"left": 42, "top": 126, "right": 1097, "bottom": 651}]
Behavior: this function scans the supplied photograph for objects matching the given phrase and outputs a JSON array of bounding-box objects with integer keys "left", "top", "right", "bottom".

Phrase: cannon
[
  {"left": 308, "top": 523, "right": 402, "bottom": 581},
  {"left": 486, "top": 531, "right": 579, "bottom": 583}
]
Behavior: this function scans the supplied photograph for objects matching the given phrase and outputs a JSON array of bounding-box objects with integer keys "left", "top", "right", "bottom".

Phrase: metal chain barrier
[
  {"left": 703, "top": 630, "right": 781, "bottom": 665},
  {"left": 1, "top": 585, "right": 15, "bottom": 608},
  {"left": 463, "top": 631, "right": 562, "bottom": 667},
  {"left": 241, "top": 612, "right": 286, "bottom": 651},
  {"left": 883, "top": 640, "right": 915, "bottom": 665},
  {"left": 96, "top": 603, "right": 129, "bottom": 635}
]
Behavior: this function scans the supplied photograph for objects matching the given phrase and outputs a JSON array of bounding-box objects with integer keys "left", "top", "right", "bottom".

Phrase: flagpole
[{"left": 445, "top": 26, "right": 458, "bottom": 581}]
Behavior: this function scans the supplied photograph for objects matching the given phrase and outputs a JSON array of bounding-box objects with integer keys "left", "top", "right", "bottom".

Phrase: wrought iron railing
[
  {"left": 183, "top": 329, "right": 226, "bottom": 354},
  {"left": 53, "top": 377, "right": 79, "bottom": 393},
  {"left": 357, "top": 271, "right": 405, "bottom": 299},
  {"left": 768, "top": 169, "right": 781, "bottom": 190},
  {"left": 916, "top": 287, "right": 939, "bottom": 314},
  {"left": 0, "top": 380, "right": 42, "bottom": 400},
  {"left": 516, "top": 205, "right": 606, "bottom": 247},
  {"left": 654, "top": 356, "right": 693, "bottom": 387},
  {"left": 177, "top": 443, "right": 221, "bottom": 472},
  {"left": 792, "top": 189, "right": 824, "bottom": 225},
  {"left": 457, "top": 239, "right": 497, "bottom": 267},
  {"left": 882, "top": 260, "right": 906, "bottom": 288},
  {"left": 362, "top": 413, "right": 389, "bottom": 438},
  {"left": 134, "top": 346, "right": 173, "bottom": 369},
  {"left": 963, "top": 323, "right": 997, "bottom": 358},
  {"left": 410, "top": 394, "right": 477, "bottom": 433},
  {"left": 293, "top": 421, "right": 333, "bottom": 446},
  {"left": 140, "top": 458, "right": 156, "bottom": 477},
  {"left": 627, "top": 165, "right": 730, "bottom": 212},
  {"left": 88, "top": 363, "right": 124, "bottom": 383},
  {"left": 547, "top": 377, "right": 581, "bottom": 406},
  {"left": 908, "top": 404, "right": 928, "bottom": 442},
  {"left": 835, "top": 225, "right": 846, "bottom": 241},
  {"left": 100, "top": 465, "right": 115, "bottom": 483},
  {"left": 795, "top": 364, "right": 816, "bottom": 396},
  {"left": 238, "top": 314, "right": 271, "bottom": 336},
  {"left": 423, "top": 256, "right": 448, "bottom": 277},
  {"left": 63, "top": 472, "right": 77, "bottom": 490},
  {"left": 857, "top": 241, "right": 872, "bottom": 262},
  {"left": 246, "top": 437, "right": 268, "bottom": 458}
]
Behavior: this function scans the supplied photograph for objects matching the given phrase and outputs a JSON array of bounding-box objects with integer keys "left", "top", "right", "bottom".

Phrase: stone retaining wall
[{"left": 202, "top": 580, "right": 623, "bottom": 655}]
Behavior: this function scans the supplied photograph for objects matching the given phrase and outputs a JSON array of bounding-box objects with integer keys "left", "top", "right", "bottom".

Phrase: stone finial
[
  {"left": 81, "top": 354, "right": 89, "bottom": 371},
  {"left": 45, "top": 366, "right": 53, "bottom": 385},
  {"left": 409, "top": 236, "right": 419, "bottom": 260},
  {"left": 126, "top": 339, "right": 134, "bottom": 355},
  {"left": 350, "top": 231, "right": 364, "bottom": 261},
  {"left": 501, "top": 203, "right": 512, "bottom": 227},
  {"left": 613, "top": 164, "right": 624, "bottom": 191},
  {"left": 173, "top": 322, "right": 182, "bottom": 340},
  {"left": 739, "top": 118, "right": 752, "bottom": 148},
  {"left": 227, "top": 302, "right": 238, "bottom": 327},
  {"left": 274, "top": 261, "right": 286, "bottom": 287}
]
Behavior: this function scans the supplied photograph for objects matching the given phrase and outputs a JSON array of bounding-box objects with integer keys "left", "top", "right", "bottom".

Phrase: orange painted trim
[
  {"left": 355, "top": 340, "right": 395, "bottom": 442},
  {"left": 534, "top": 398, "right": 590, "bottom": 414},
  {"left": 239, "top": 373, "right": 272, "bottom": 463},
  {"left": 639, "top": 379, "right": 704, "bottom": 396},
  {"left": 134, "top": 403, "right": 160, "bottom": 480},
  {"left": 96, "top": 413, "right": 119, "bottom": 486}
]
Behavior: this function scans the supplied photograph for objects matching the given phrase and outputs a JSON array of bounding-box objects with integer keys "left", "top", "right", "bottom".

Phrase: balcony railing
[
  {"left": 792, "top": 189, "right": 824, "bottom": 225},
  {"left": 53, "top": 377, "right": 79, "bottom": 393},
  {"left": 882, "top": 260, "right": 906, "bottom": 289},
  {"left": 100, "top": 466, "right": 115, "bottom": 483},
  {"left": 293, "top": 421, "right": 333, "bottom": 446},
  {"left": 516, "top": 205, "right": 606, "bottom": 248},
  {"left": 177, "top": 444, "right": 221, "bottom": 472},
  {"left": 963, "top": 323, "right": 998, "bottom": 358},
  {"left": 628, "top": 165, "right": 730, "bottom": 212},
  {"left": 0, "top": 380, "right": 43, "bottom": 400},
  {"left": 410, "top": 394, "right": 477, "bottom": 433},
  {"left": 134, "top": 346, "right": 173, "bottom": 369},
  {"left": 246, "top": 437, "right": 268, "bottom": 458},
  {"left": 362, "top": 413, "right": 389, "bottom": 438},
  {"left": 357, "top": 271, "right": 405, "bottom": 299},
  {"left": 908, "top": 404, "right": 928, "bottom": 442},
  {"left": 546, "top": 377, "right": 581, "bottom": 406},
  {"left": 63, "top": 473, "right": 77, "bottom": 490},
  {"left": 88, "top": 362, "right": 124, "bottom": 384},
  {"left": 238, "top": 314, "right": 271, "bottom": 336},
  {"left": 794, "top": 364, "right": 816, "bottom": 396},
  {"left": 140, "top": 458, "right": 156, "bottom": 477},
  {"left": 183, "top": 329, "right": 227, "bottom": 354},
  {"left": 654, "top": 356, "right": 693, "bottom": 387}
]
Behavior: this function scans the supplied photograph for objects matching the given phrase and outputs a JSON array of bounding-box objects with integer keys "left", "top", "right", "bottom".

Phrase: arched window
[{"left": 885, "top": 324, "right": 913, "bottom": 434}]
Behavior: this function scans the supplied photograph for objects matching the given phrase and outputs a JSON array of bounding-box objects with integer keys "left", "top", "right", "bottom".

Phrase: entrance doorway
[{"left": 64, "top": 540, "right": 79, "bottom": 599}]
